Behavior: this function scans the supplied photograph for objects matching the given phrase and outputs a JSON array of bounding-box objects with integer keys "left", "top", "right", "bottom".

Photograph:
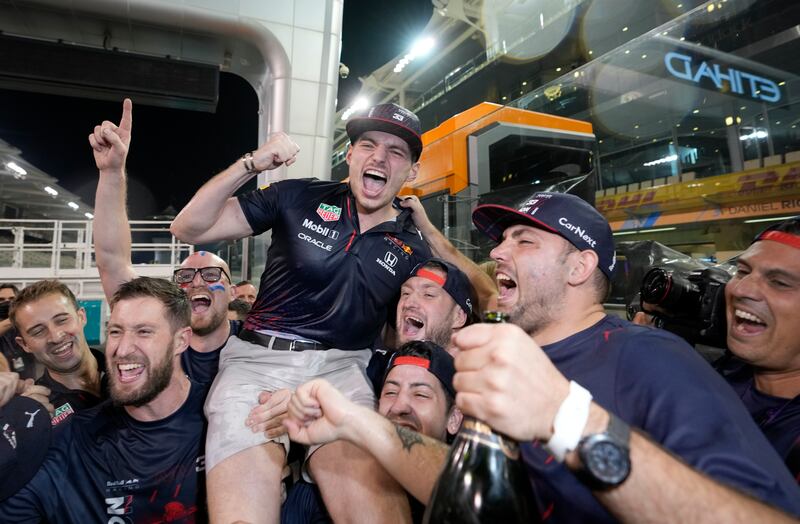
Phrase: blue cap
[
  {"left": 409, "top": 258, "right": 474, "bottom": 321},
  {"left": 472, "top": 192, "right": 616, "bottom": 279}
]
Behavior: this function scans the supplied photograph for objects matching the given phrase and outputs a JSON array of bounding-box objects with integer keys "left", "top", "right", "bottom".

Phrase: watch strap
[{"left": 544, "top": 381, "right": 593, "bottom": 462}]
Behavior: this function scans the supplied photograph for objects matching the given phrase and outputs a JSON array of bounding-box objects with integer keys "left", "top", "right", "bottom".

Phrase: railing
[{"left": 0, "top": 219, "right": 194, "bottom": 295}]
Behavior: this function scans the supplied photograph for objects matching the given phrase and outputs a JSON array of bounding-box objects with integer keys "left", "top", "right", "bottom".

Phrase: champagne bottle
[{"left": 423, "top": 311, "right": 539, "bottom": 524}]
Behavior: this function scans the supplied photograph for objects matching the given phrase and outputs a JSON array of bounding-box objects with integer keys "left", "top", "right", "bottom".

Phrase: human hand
[
  {"left": 89, "top": 98, "right": 133, "bottom": 173},
  {"left": 452, "top": 323, "right": 570, "bottom": 442},
  {"left": 284, "top": 379, "right": 362, "bottom": 445},
  {"left": 19, "top": 381, "right": 54, "bottom": 416},
  {"left": 399, "top": 195, "right": 434, "bottom": 232},
  {"left": 246, "top": 389, "right": 291, "bottom": 439},
  {"left": 252, "top": 132, "right": 300, "bottom": 171},
  {"left": 0, "top": 371, "right": 20, "bottom": 408},
  {"left": 632, "top": 311, "right": 656, "bottom": 326}
]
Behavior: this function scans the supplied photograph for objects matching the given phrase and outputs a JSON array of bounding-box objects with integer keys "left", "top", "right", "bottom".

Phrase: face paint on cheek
[
  {"left": 179, "top": 282, "right": 190, "bottom": 289},
  {"left": 208, "top": 283, "right": 226, "bottom": 293}
]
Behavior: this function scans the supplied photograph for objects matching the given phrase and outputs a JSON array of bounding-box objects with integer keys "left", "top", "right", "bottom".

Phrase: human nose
[
  {"left": 490, "top": 238, "right": 510, "bottom": 263},
  {"left": 728, "top": 272, "right": 763, "bottom": 302},
  {"left": 387, "top": 392, "right": 412, "bottom": 416}
]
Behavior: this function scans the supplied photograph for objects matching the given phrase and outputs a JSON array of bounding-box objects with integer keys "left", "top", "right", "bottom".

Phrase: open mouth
[
  {"left": 732, "top": 308, "right": 768, "bottom": 336},
  {"left": 117, "top": 362, "right": 145, "bottom": 383},
  {"left": 362, "top": 169, "right": 387, "bottom": 196},
  {"left": 49, "top": 339, "right": 74, "bottom": 360},
  {"left": 401, "top": 314, "right": 425, "bottom": 338},
  {"left": 190, "top": 295, "right": 212, "bottom": 314},
  {"left": 389, "top": 416, "right": 419, "bottom": 432},
  {"left": 496, "top": 272, "right": 518, "bottom": 304}
]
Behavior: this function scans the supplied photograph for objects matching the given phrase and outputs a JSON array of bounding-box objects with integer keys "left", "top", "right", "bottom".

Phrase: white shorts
[{"left": 204, "top": 335, "right": 375, "bottom": 472}]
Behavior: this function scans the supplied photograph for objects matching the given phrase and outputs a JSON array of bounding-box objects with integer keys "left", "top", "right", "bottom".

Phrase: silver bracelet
[{"left": 241, "top": 151, "right": 258, "bottom": 173}]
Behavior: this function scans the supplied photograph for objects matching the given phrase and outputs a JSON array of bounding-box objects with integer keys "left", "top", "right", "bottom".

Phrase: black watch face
[{"left": 585, "top": 440, "right": 631, "bottom": 485}]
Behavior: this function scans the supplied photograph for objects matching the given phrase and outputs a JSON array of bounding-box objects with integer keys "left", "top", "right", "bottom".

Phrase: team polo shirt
[
  {"left": 36, "top": 347, "right": 108, "bottom": 426},
  {"left": 238, "top": 179, "right": 431, "bottom": 350},
  {"left": 0, "top": 381, "right": 209, "bottom": 523},
  {"left": 520, "top": 315, "right": 800, "bottom": 523},
  {"left": 717, "top": 355, "right": 800, "bottom": 482},
  {"left": 181, "top": 319, "right": 242, "bottom": 385}
]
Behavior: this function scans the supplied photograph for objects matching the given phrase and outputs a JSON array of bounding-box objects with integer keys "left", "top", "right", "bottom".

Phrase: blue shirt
[
  {"left": 521, "top": 315, "right": 800, "bottom": 522},
  {"left": 180, "top": 319, "right": 242, "bottom": 385},
  {"left": 0, "top": 382, "right": 209, "bottom": 523},
  {"left": 238, "top": 179, "right": 431, "bottom": 350},
  {"left": 717, "top": 355, "right": 800, "bottom": 483}
]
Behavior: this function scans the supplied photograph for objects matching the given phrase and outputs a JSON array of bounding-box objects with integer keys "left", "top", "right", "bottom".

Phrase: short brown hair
[
  {"left": 10, "top": 280, "right": 81, "bottom": 328},
  {"left": 111, "top": 277, "right": 190, "bottom": 331}
]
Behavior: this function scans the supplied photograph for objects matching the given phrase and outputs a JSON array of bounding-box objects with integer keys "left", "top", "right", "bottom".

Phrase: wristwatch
[{"left": 576, "top": 412, "right": 631, "bottom": 489}]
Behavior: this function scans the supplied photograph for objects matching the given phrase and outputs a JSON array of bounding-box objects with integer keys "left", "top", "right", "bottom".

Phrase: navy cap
[
  {"left": 409, "top": 258, "right": 474, "bottom": 321},
  {"left": 384, "top": 341, "right": 455, "bottom": 398},
  {"left": 472, "top": 192, "right": 617, "bottom": 279},
  {"left": 346, "top": 103, "right": 423, "bottom": 161},
  {"left": 0, "top": 396, "right": 51, "bottom": 501}
]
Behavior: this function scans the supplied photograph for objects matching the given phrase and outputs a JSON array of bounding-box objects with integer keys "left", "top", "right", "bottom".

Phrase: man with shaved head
[{"left": 90, "top": 99, "right": 239, "bottom": 386}]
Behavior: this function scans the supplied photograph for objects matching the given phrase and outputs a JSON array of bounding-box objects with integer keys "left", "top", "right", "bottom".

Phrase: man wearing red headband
[{"left": 717, "top": 217, "right": 800, "bottom": 481}]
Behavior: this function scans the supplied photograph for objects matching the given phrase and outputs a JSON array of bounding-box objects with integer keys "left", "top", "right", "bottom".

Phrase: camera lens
[
  {"left": 641, "top": 268, "right": 671, "bottom": 305},
  {"left": 641, "top": 268, "right": 700, "bottom": 310}
]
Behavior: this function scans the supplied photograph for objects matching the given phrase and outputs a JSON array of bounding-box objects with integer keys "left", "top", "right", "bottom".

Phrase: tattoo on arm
[{"left": 395, "top": 424, "right": 424, "bottom": 453}]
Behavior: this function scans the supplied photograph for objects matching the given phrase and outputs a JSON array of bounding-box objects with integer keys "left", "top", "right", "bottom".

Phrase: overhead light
[
  {"left": 44, "top": 186, "right": 58, "bottom": 196},
  {"left": 643, "top": 154, "right": 678, "bottom": 167},
  {"left": 624, "top": 49, "right": 630, "bottom": 54},
  {"left": 556, "top": 67, "right": 562, "bottom": 72},
  {"left": 622, "top": 26, "right": 629, "bottom": 32},
  {"left": 641, "top": 54, "right": 647, "bottom": 59},
  {"left": 341, "top": 97, "right": 370, "bottom": 121},
  {"left": 84, "top": 212, "right": 94, "bottom": 219},
  {"left": 744, "top": 215, "right": 797, "bottom": 224},
  {"left": 740, "top": 129, "right": 768, "bottom": 140},
  {"left": 393, "top": 36, "right": 435, "bottom": 74},
  {"left": 614, "top": 227, "right": 677, "bottom": 236},
  {"left": 410, "top": 37, "right": 435, "bottom": 58},
  {"left": 6, "top": 161, "right": 27, "bottom": 179},
  {"left": 67, "top": 201, "right": 79, "bottom": 210},
  {"left": 778, "top": 81, "right": 786, "bottom": 86},
  {"left": 725, "top": 116, "right": 734, "bottom": 126},
  {"left": 692, "top": 109, "right": 700, "bottom": 114}
]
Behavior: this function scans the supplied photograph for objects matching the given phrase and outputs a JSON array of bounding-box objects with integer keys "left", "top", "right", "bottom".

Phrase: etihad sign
[{"left": 664, "top": 51, "right": 781, "bottom": 103}]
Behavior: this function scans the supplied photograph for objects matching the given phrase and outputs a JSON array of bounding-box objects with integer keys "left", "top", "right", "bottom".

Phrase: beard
[
  {"left": 505, "top": 249, "right": 571, "bottom": 336},
  {"left": 191, "top": 305, "right": 228, "bottom": 336},
  {"left": 109, "top": 347, "right": 175, "bottom": 408}
]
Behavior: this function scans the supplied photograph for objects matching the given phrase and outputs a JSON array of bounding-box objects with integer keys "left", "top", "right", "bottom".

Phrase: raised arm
[
  {"left": 89, "top": 98, "right": 138, "bottom": 301},
  {"left": 285, "top": 378, "right": 448, "bottom": 504},
  {"left": 400, "top": 195, "right": 497, "bottom": 311},
  {"left": 170, "top": 132, "right": 300, "bottom": 244}
]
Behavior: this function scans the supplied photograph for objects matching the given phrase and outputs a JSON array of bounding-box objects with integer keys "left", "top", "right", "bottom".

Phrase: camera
[{"left": 638, "top": 266, "right": 731, "bottom": 348}]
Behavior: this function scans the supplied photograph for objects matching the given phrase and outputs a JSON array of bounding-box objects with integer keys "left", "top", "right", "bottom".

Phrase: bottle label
[{"left": 461, "top": 418, "right": 520, "bottom": 459}]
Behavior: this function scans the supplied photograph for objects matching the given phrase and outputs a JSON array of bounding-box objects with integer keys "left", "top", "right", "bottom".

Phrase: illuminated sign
[{"left": 664, "top": 51, "right": 781, "bottom": 103}]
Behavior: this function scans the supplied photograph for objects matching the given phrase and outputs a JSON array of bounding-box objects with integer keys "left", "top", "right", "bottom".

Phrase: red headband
[
  {"left": 393, "top": 356, "right": 431, "bottom": 369},
  {"left": 415, "top": 268, "right": 446, "bottom": 286},
  {"left": 757, "top": 230, "right": 800, "bottom": 250}
]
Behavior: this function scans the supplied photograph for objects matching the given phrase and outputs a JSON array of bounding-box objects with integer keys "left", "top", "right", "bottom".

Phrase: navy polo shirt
[
  {"left": 717, "top": 355, "right": 800, "bottom": 483},
  {"left": 0, "top": 381, "right": 209, "bottom": 523},
  {"left": 238, "top": 179, "right": 431, "bottom": 350},
  {"left": 36, "top": 347, "right": 108, "bottom": 427},
  {"left": 521, "top": 315, "right": 800, "bottom": 522}
]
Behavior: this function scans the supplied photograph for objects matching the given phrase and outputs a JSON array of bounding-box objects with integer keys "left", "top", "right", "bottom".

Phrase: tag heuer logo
[{"left": 316, "top": 203, "right": 342, "bottom": 222}]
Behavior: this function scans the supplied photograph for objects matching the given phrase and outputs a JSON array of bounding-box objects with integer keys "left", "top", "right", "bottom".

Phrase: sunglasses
[{"left": 173, "top": 266, "right": 231, "bottom": 285}]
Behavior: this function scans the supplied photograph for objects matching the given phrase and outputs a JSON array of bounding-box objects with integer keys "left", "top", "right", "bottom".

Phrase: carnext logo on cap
[{"left": 558, "top": 217, "right": 597, "bottom": 248}]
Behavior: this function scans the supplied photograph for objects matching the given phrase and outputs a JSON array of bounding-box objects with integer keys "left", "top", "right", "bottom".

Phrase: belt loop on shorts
[{"left": 239, "top": 329, "right": 329, "bottom": 351}]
